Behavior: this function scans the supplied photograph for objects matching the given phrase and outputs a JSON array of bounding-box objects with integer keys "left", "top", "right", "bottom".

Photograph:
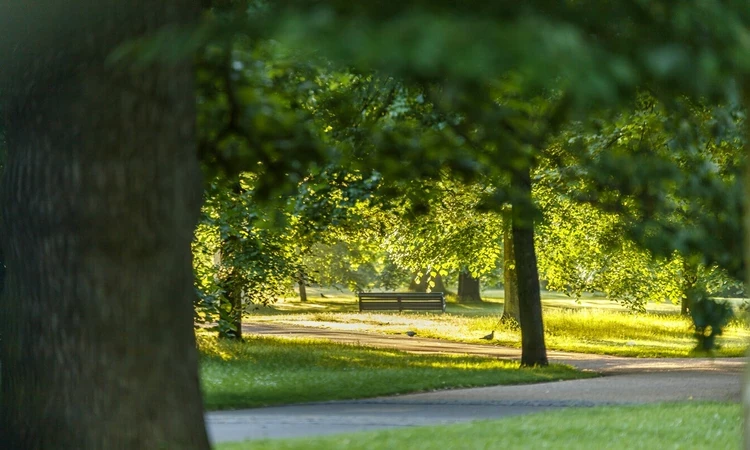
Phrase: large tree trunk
[
  {"left": 457, "top": 269, "right": 482, "bottom": 302},
  {"left": 511, "top": 167, "right": 548, "bottom": 367},
  {"left": 0, "top": 245, "right": 5, "bottom": 296},
  {"left": 0, "top": 2, "right": 209, "bottom": 448},
  {"left": 742, "top": 83, "right": 750, "bottom": 450},
  {"left": 501, "top": 211, "right": 520, "bottom": 322}
]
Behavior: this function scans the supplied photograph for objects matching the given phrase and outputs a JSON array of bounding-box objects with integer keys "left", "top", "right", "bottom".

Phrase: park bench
[{"left": 357, "top": 292, "right": 446, "bottom": 312}]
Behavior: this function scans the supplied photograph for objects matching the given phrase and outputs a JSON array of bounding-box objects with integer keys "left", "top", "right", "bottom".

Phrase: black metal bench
[{"left": 357, "top": 292, "right": 446, "bottom": 312}]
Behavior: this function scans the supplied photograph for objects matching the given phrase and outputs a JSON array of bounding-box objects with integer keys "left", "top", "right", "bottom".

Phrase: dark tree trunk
[
  {"left": 457, "top": 269, "right": 482, "bottom": 302},
  {"left": 511, "top": 167, "right": 548, "bottom": 367},
  {"left": 681, "top": 294, "right": 691, "bottom": 315},
  {"left": 409, "top": 269, "right": 447, "bottom": 293},
  {"left": 431, "top": 273, "right": 447, "bottom": 293},
  {"left": 0, "top": 1, "right": 209, "bottom": 448},
  {"left": 231, "top": 283, "right": 243, "bottom": 339},
  {"left": 0, "top": 244, "right": 5, "bottom": 296},
  {"left": 298, "top": 272, "right": 308, "bottom": 302},
  {"left": 742, "top": 81, "right": 750, "bottom": 450},
  {"left": 408, "top": 273, "right": 420, "bottom": 291},
  {"left": 501, "top": 211, "right": 520, "bottom": 322}
]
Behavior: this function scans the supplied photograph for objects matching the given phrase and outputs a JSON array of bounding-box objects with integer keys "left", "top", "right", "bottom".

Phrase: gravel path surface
[{"left": 206, "top": 322, "right": 745, "bottom": 444}]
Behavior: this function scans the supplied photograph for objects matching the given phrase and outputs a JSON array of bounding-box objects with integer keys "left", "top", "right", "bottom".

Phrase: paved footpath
[{"left": 206, "top": 322, "right": 745, "bottom": 444}]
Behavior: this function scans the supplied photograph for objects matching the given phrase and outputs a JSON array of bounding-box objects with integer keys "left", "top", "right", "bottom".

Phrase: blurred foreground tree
[{"left": 0, "top": 1, "right": 210, "bottom": 448}]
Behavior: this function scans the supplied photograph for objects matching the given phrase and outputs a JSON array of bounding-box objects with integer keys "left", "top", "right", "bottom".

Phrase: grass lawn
[
  {"left": 218, "top": 402, "right": 741, "bottom": 449},
  {"left": 198, "top": 333, "right": 592, "bottom": 410},
  {"left": 246, "top": 290, "right": 750, "bottom": 358}
]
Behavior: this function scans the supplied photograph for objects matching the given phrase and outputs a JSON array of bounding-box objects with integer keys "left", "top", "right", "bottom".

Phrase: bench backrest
[{"left": 357, "top": 292, "right": 446, "bottom": 312}]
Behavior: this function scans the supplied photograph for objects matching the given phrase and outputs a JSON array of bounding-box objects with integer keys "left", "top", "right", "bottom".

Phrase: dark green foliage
[
  {"left": 193, "top": 176, "right": 302, "bottom": 328},
  {"left": 691, "top": 296, "right": 735, "bottom": 352},
  {"left": 195, "top": 29, "right": 327, "bottom": 199},
  {"left": 270, "top": 1, "right": 750, "bottom": 105}
]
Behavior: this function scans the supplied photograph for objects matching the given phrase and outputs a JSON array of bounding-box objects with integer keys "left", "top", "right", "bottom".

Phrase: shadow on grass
[{"left": 199, "top": 334, "right": 593, "bottom": 411}]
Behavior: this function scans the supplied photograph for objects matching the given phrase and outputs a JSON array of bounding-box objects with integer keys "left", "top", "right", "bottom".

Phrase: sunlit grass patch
[
  {"left": 540, "top": 309, "right": 748, "bottom": 357},
  {"left": 218, "top": 402, "right": 741, "bottom": 449},
  {"left": 197, "top": 333, "right": 592, "bottom": 410},
  {"left": 248, "top": 296, "right": 750, "bottom": 357}
]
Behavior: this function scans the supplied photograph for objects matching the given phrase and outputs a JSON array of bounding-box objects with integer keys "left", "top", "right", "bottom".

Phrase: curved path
[{"left": 206, "top": 322, "right": 744, "bottom": 444}]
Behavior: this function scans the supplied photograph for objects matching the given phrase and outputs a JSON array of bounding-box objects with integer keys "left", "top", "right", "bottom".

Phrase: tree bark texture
[
  {"left": 742, "top": 82, "right": 750, "bottom": 450},
  {"left": 511, "top": 167, "right": 548, "bottom": 367},
  {"left": 501, "top": 211, "right": 520, "bottom": 322},
  {"left": 0, "top": 244, "right": 5, "bottom": 296},
  {"left": 457, "top": 270, "right": 482, "bottom": 302},
  {"left": 0, "top": 1, "right": 209, "bottom": 448}
]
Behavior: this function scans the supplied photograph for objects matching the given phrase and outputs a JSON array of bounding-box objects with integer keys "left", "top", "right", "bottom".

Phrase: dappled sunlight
[
  {"left": 243, "top": 294, "right": 750, "bottom": 357},
  {"left": 393, "top": 359, "right": 519, "bottom": 370},
  {"left": 197, "top": 333, "right": 248, "bottom": 362},
  {"left": 319, "top": 352, "right": 519, "bottom": 370}
]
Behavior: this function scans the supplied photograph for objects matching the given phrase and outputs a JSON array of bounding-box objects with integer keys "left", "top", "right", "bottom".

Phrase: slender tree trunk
[
  {"left": 511, "top": 167, "right": 548, "bottom": 367},
  {"left": 298, "top": 272, "right": 308, "bottom": 302},
  {"left": 219, "top": 179, "right": 245, "bottom": 341},
  {"left": 218, "top": 269, "right": 243, "bottom": 340},
  {"left": 217, "top": 181, "right": 244, "bottom": 340},
  {"left": 457, "top": 269, "right": 482, "bottom": 302},
  {"left": 501, "top": 211, "right": 520, "bottom": 322},
  {"left": 680, "top": 257, "right": 698, "bottom": 316},
  {"left": 0, "top": 1, "right": 209, "bottom": 448},
  {"left": 231, "top": 283, "right": 243, "bottom": 339}
]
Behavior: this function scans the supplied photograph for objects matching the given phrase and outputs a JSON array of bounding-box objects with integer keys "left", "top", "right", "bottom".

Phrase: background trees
[{"left": 190, "top": 0, "right": 750, "bottom": 364}]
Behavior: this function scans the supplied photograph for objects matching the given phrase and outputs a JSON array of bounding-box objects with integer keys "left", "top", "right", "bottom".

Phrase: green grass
[
  {"left": 218, "top": 402, "right": 741, "bottom": 449},
  {"left": 248, "top": 293, "right": 750, "bottom": 358},
  {"left": 198, "top": 333, "right": 593, "bottom": 410}
]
